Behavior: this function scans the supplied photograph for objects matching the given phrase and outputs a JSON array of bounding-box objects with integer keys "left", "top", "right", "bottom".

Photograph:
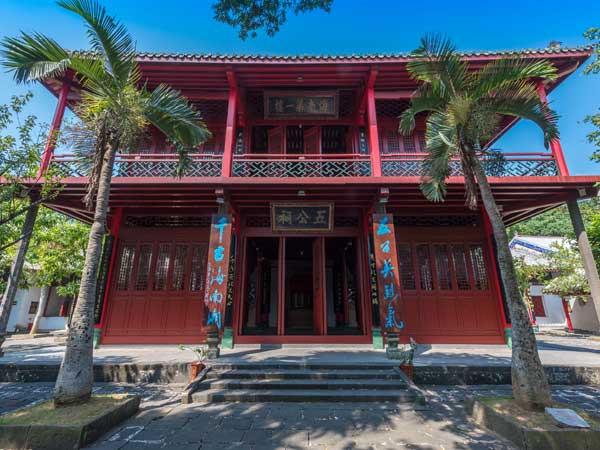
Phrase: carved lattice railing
[
  {"left": 232, "top": 153, "right": 372, "bottom": 177},
  {"left": 381, "top": 152, "right": 559, "bottom": 177},
  {"left": 50, "top": 153, "right": 223, "bottom": 178}
]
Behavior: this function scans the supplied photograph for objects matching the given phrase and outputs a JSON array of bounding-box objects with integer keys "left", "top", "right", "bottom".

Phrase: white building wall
[{"left": 530, "top": 284, "right": 566, "bottom": 327}]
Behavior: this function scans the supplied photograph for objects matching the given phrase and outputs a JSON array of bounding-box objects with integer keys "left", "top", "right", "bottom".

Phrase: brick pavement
[{"left": 3, "top": 382, "right": 599, "bottom": 449}]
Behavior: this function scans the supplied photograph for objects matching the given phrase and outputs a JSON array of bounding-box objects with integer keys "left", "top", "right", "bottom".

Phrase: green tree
[
  {"left": 584, "top": 27, "right": 600, "bottom": 161},
  {"left": 543, "top": 241, "right": 591, "bottom": 300},
  {"left": 1, "top": 0, "right": 210, "bottom": 405},
  {"left": 213, "top": 0, "right": 333, "bottom": 39},
  {"left": 400, "top": 35, "right": 559, "bottom": 410},
  {"left": 25, "top": 209, "right": 89, "bottom": 334}
]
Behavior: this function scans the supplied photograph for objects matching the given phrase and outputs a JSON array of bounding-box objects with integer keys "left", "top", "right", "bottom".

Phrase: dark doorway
[
  {"left": 242, "top": 237, "right": 279, "bottom": 335},
  {"left": 325, "top": 237, "right": 362, "bottom": 334},
  {"left": 284, "top": 237, "right": 315, "bottom": 334}
]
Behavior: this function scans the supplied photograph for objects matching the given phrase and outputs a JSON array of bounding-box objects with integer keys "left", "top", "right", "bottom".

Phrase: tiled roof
[{"left": 133, "top": 46, "right": 593, "bottom": 63}]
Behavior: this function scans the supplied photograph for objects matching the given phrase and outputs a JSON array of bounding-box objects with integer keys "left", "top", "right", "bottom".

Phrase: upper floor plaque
[{"left": 264, "top": 90, "right": 339, "bottom": 120}]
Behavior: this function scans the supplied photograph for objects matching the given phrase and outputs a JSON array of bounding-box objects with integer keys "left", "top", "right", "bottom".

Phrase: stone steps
[
  {"left": 188, "top": 362, "right": 422, "bottom": 404},
  {"left": 200, "top": 378, "right": 408, "bottom": 391},
  {"left": 191, "top": 388, "right": 420, "bottom": 403}
]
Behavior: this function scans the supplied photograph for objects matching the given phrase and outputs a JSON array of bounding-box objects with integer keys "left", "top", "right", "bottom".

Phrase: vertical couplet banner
[
  {"left": 204, "top": 214, "right": 233, "bottom": 329},
  {"left": 372, "top": 214, "right": 404, "bottom": 333}
]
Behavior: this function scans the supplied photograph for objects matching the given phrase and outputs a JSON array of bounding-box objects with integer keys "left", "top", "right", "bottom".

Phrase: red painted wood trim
[
  {"left": 366, "top": 86, "right": 382, "bottom": 177},
  {"left": 38, "top": 73, "right": 72, "bottom": 177},
  {"left": 562, "top": 297, "right": 574, "bottom": 332},
  {"left": 481, "top": 208, "right": 510, "bottom": 329},
  {"left": 221, "top": 83, "right": 238, "bottom": 177},
  {"left": 537, "top": 82, "right": 569, "bottom": 176},
  {"left": 97, "top": 207, "right": 124, "bottom": 332}
]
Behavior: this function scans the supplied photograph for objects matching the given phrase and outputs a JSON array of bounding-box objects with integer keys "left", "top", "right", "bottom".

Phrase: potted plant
[
  {"left": 179, "top": 345, "right": 209, "bottom": 383},
  {"left": 399, "top": 338, "right": 417, "bottom": 380}
]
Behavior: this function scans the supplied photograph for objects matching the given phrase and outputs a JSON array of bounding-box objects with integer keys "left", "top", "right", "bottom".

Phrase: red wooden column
[
  {"left": 365, "top": 68, "right": 382, "bottom": 177},
  {"left": 481, "top": 208, "right": 511, "bottom": 342},
  {"left": 38, "top": 73, "right": 73, "bottom": 177},
  {"left": 536, "top": 81, "right": 569, "bottom": 176},
  {"left": 94, "top": 207, "right": 123, "bottom": 347},
  {"left": 221, "top": 71, "right": 238, "bottom": 177}
]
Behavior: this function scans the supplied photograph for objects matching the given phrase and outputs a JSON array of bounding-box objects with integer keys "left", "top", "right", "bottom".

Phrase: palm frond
[
  {"left": 483, "top": 93, "right": 559, "bottom": 148},
  {"left": 143, "top": 84, "right": 211, "bottom": 148},
  {"left": 1, "top": 32, "right": 70, "bottom": 83},
  {"left": 398, "top": 86, "right": 446, "bottom": 135},
  {"left": 407, "top": 34, "right": 469, "bottom": 98},
  {"left": 473, "top": 58, "right": 557, "bottom": 98},
  {"left": 58, "top": 0, "right": 136, "bottom": 85}
]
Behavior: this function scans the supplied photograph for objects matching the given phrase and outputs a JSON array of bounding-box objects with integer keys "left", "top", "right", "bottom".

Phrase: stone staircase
[{"left": 189, "top": 362, "right": 423, "bottom": 403}]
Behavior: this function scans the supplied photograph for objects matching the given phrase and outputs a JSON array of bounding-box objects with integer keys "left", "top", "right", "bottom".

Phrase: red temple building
[{"left": 37, "top": 46, "right": 599, "bottom": 347}]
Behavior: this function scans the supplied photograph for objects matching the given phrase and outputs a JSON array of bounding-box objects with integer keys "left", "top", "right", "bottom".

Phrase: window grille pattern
[
  {"left": 189, "top": 244, "right": 208, "bottom": 292},
  {"left": 402, "top": 134, "right": 417, "bottom": 153},
  {"left": 171, "top": 244, "right": 188, "bottom": 291},
  {"left": 394, "top": 215, "right": 479, "bottom": 227},
  {"left": 469, "top": 245, "right": 489, "bottom": 290},
  {"left": 124, "top": 216, "right": 212, "bottom": 228},
  {"left": 232, "top": 159, "right": 372, "bottom": 177},
  {"left": 245, "top": 216, "right": 271, "bottom": 228},
  {"left": 153, "top": 244, "right": 171, "bottom": 291},
  {"left": 397, "top": 243, "right": 416, "bottom": 290},
  {"left": 416, "top": 244, "right": 434, "bottom": 291},
  {"left": 434, "top": 244, "right": 452, "bottom": 290},
  {"left": 134, "top": 243, "right": 153, "bottom": 291},
  {"left": 116, "top": 244, "right": 136, "bottom": 291},
  {"left": 452, "top": 245, "right": 471, "bottom": 290}
]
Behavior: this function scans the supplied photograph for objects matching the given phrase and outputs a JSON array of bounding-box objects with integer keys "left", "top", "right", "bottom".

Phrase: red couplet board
[
  {"left": 372, "top": 214, "right": 404, "bottom": 332},
  {"left": 203, "top": 214, "right": 233, "bottom": 329}
]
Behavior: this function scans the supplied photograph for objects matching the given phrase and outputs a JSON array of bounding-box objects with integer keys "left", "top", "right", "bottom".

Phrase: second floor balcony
[{"left": 50, "top": 149, "right": 560, "bottom": 179}]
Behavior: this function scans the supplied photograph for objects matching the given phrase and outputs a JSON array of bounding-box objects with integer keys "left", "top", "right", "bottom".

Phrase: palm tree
[
  {"left": 1, "top": 0, "right": 210, "bottom": 405},
  {"left": 400, "top": 35, "right": 559, "bottom": 411}
]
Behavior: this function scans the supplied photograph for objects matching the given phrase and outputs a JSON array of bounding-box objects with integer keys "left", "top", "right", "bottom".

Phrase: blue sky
[{"left": 1, "top": 0, "right": 599, "bottom": 174}]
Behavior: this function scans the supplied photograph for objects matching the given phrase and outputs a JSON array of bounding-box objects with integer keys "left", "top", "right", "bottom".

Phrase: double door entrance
[{"left": 237, "top": 235, "right": 368, "bottom": 343}]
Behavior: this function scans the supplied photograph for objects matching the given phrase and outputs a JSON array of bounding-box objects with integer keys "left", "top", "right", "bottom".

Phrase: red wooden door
[
  {"left": 395, "top": 226, "right": 504, "bottom": 344},
  {"left": 268, "top": 126, "right": 285, "bottom": 154},
  {"left": 304, "top": 126, "right": 321, "bottom": 154},
  {"left": 103, "top": 227, "right": 209, "bottom": 344}
]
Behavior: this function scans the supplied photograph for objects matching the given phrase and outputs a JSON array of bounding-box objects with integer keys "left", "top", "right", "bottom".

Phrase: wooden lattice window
[
  {"left": 189, "top": 244, "right": 208, "bottom": 292},
  {"left": 451, "top": 245, "right": 471, "bottom": 290},
  {"left": 416, "top": 244, "right": 434, "bottom": 291},
  {"left": 116, "top": 244, "right": 136, "bottom": 291},
  {"left": 171, "top": 244, "right": 188, "bottom": 291},
  {"left": 434, "top": 244, "right": 452, "bottom": 290},
  {"left": 134, "top": 243, "right": 153, "bottom": 291},
  {"left": 469, "top": 245, "right": 489, "bottom": 290},
  {"left": 397, "top": 243, "right": 416, "bottom": 290},
  {"left": 153, "top": 243, "right": 171, "bottom": 291}
]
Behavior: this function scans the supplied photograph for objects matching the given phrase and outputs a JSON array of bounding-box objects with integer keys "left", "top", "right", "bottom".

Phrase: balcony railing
[
  {"left": 380, "top": 152, "right": 559, "bottom": 177},
  {"left": 51, "top": 153, "right": 223, "bottom": 178},
  {"left": 50, "top": 151, "right": 559, "bottom": 179},
  {"left": 231, "top": 153, "right": 372, "bottom": 177}
]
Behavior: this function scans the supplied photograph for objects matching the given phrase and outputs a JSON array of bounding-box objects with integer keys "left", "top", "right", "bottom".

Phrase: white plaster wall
[
  {"left": 39, "top": 316, "right": 67, "bottom": 331},
  {"left": 7, "top": 287, "right": 40, "bottom": 332},
  {"left": 569, "top": 296, "right": 600, "bottom": 333},
  {"left": 530, "top": 284, "right": 566, "bottom": 327}
]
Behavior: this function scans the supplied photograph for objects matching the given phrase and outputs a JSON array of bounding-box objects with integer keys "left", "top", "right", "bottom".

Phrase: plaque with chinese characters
[
  {"left": 372, "top": 214, "right": 404, "bottom": 333},
  {"left": 271, "top": 203, "right": 334, "bottom": 232},
  {"left": 203, "top": 214, "right": 233, "bottom": 329},
  {"left": 264, "top": 90, "right": 339, "bottom": 119}
]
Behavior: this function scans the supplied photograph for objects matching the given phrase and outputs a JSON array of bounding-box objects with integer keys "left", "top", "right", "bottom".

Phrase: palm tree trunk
[
  {"left": 53, "top": 142, "right": 116, "bottom": 406},
  {"left": 30, "top": 285, "right": 51, "bottom": 335},
  {"left": 0, "top": 200, "right": 40, "bottom": 356},
  {"left": 470, "top": 153, "right": 552, "bottom": 410}
]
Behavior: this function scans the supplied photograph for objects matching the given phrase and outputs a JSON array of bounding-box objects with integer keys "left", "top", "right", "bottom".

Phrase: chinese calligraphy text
[
  {"left": 372, "top": 214, "right": 404, "bottom": 332},
  {"left": 264, "top": 90, "right": 339, "bottom": 119},
  {"left": 271, "top": 203, "right": 333, "bottom": 232},
  {"left": 203, "top": 215, "right": 233, "bottom": 330}
]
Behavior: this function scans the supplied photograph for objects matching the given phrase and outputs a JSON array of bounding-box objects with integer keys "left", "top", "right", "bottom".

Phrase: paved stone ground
[
  {"left": 3, "top": 331, "right": 600, "bottom": 367},
  {"left": 1, "top": 382, "right": 599, "bottom": 449}
]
